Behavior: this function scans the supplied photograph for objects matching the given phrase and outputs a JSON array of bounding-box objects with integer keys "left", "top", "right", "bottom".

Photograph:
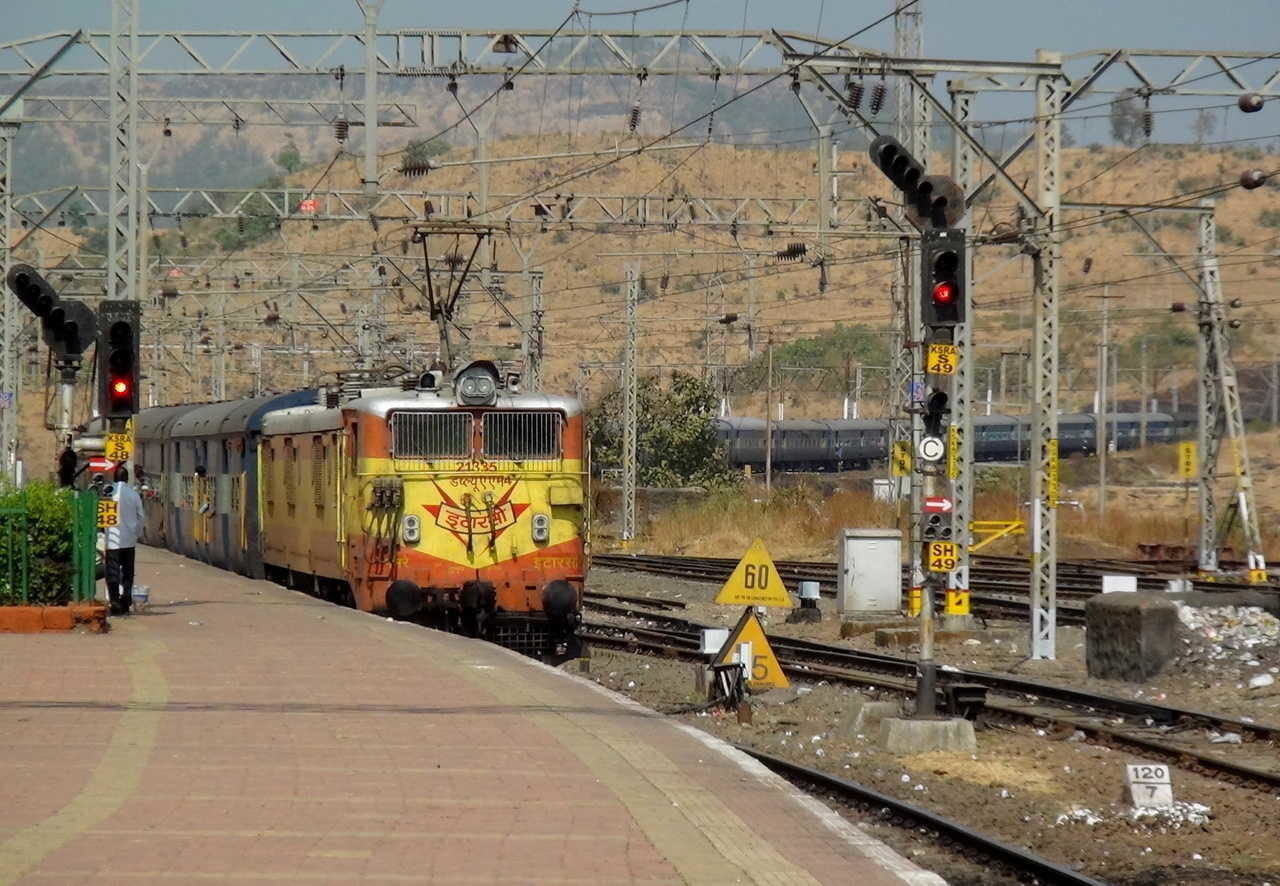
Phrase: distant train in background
[{"left": 713, "top": 412, "right": 1195, "bottom": 472}]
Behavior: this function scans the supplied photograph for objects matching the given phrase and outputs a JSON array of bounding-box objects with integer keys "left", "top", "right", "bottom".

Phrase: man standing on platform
[{"left": 105, "top": 465, "right": 145, "bottom": 616}]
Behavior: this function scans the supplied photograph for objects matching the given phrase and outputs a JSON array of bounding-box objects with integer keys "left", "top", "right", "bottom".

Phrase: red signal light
[
  {"left": 932, "top": 281, "right": 956, "bottom": 305},
  {"left": 111, "top": 378, "right": 130, "bottom": 395}
]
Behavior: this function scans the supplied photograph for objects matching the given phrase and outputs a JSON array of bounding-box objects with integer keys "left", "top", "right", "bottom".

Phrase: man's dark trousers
[{"left": 105, "top": 547, "right": 136, "bottom": 614}]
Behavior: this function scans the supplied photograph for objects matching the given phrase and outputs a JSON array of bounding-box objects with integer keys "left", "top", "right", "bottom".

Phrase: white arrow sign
[{"left": 924, "top": 496, "right": 954, "bottom": 514}]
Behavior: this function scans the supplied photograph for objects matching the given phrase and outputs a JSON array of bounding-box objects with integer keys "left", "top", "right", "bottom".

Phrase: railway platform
[{"left": 0, "top": 546, "right": 942, "bottom": 885}]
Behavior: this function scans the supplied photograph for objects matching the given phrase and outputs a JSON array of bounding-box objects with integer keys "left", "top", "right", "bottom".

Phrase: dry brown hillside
[{"left": 9, "top": 135, "right": 1280, "bottom": 478}]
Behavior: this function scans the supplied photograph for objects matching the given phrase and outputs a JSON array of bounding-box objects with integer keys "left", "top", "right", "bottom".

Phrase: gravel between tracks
[{"left": 579, "top": 567, "right": 1280, "bottom": 884}]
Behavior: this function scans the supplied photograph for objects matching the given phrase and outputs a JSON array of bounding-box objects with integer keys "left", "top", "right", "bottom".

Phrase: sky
[
  {"left": 5, "top": 1, "right": 1278, "bottom": 146},
  {"left": 7, "top": 1, "right": 1278, "bottom": 62}
]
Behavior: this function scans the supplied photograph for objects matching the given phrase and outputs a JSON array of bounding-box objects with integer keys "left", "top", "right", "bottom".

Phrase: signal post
[{"left": 868, "top": 136, "right": 971, "bottom": 721}]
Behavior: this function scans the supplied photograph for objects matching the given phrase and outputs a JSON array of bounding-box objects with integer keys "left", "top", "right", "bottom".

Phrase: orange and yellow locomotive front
[{"left": 344, "top": 389, "right": 586, "bottom": 653}]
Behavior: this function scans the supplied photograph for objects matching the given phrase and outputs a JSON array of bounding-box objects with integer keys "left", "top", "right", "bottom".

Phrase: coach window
[
  {"left": 312, "top": 435, "right": 325, "bottom": 513},
  {"left": 264, "top": 443, "right": 275, "bottom": 517},
  {"left": 284, "top": 438, "right": 297, "bottom": 517}
]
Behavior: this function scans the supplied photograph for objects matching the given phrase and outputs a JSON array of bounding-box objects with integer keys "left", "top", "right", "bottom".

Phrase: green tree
[
  {"left": 214, "top": 175, "right": 285, "bottom": 252},
  {"left": 588, "top": 372, "right": 738, "bottom": 488},
  {"left": 274, "top": 141, "right": 303, "bottom": 173},
  {"left": 729, "top": 324, "right": 886, "bottom": 394}
]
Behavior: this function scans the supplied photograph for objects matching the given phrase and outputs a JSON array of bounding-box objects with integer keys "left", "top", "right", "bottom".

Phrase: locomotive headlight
[
  {"left": 402, "top": 513, "right": 422, "bottom": 545},
  {"left": 458, "top": 371, "right": 496, "bottom": 404},
  {"left": 531, "top": 512, "right": 551, "bottom": 544}
]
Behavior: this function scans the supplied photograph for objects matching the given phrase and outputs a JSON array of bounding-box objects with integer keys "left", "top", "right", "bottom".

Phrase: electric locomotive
[{"left": 134, "top": 361, "right": 587, "bottom": 659}]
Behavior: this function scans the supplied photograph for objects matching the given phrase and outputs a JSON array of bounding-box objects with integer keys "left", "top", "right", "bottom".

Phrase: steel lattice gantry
[
  {"left": 11, "top": 96, "right": 418, "bottom": 127},
  {"left": 0, "top": 28, "right": 869, "bottom": 78},
  {"left": 12, "top": 185, "right": 873, "bottom": 233}
]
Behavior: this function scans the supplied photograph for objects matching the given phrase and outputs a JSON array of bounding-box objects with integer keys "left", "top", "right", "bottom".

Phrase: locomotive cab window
[
  {"left": 482, "top": 411, "right": 563, "bottom": 461},
  {"left": 390, "top": 412, "right": 472, "bottom": 462}
]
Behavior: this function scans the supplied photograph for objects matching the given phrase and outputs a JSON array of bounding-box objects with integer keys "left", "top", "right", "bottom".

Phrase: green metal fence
[
  {"left": 0, "top": 489, "right": 98, "bottom": 606},
  {"left": 0, "top": 506, "right": 31, "bottom": 604},
  {"left": 71, "top": 490, "right": 98, "bottom": 603}
]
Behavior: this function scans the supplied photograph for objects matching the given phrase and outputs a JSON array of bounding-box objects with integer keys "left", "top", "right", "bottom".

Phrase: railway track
[
  {"left": 740, "top": 747, "right": 1107, "bottom": 886},
  {"left": 592, "top": 551, "right": 1276, "bottom": 603},
  {"left": 582, "top": 620, "right": 1280, "bottom": 795},
  {"left": 582, "top": 588, "right": 1087, "bottom": 626}
]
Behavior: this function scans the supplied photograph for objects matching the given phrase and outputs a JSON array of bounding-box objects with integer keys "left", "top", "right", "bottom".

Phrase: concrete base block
[
  {"left": 1085, "top": 592, "right": 1179, "bottom": 681},
  {"left": 879, "top": 717, "right": 977, "bottom": 755},
  {"left": 940, "top": 614, "right": 976, "bottom": 631},
  {"left": 837, "top": 695, "right": 902, "bottom": 738},
  {"left": 840, "top": 618, "right": 913, "bottom": 638}
]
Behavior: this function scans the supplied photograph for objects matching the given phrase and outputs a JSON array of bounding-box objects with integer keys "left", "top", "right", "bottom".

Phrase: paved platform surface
[{"left": 0, "top": 546, "right": 943, "bottom": 885}]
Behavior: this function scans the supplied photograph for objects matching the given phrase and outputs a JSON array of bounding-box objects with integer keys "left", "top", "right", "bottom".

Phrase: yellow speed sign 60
[{"left": 925, "top": 541, "right": 959, "bottom": 573}]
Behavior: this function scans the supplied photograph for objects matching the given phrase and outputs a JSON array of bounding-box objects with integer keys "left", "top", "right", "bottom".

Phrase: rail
[{"left": 738, "top": 747, "right": 1108, "bottom": 886}]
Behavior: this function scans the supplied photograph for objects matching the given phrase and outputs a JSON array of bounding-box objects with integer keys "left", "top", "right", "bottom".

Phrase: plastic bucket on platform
[{"left": 133, "top": 585, "right": 150, "bottom": 609}]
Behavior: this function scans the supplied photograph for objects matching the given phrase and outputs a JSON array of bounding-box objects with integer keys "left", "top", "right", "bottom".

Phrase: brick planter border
[{"left": 0, "top": 604, "right": 109, "bottom": 633}]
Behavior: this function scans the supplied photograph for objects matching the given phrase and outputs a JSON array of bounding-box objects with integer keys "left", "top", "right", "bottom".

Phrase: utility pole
[
  {"left": 1194, "top": 199, "right": 1266, "bottom": 581},
  {"left": 522, "top": 263, "right": 545, "bottom": 391},
  {"left": 0, "top": 117, "right": 18, "bottom": 482},
  {"left": 765, "top": 336, "right": 774, "bottom": 492},
  {"left": 948, "top": 84, "right": 976, "bottom": 625},
  {"left": 107, "top": 0, "right": 138, "bottom": 303},
  {"left": 1028, "top": 51, "right": 1063, "bottom": 660},
  {"left": 1272, "top": 359, "right": 1278, "bottom": 427},
  {"left": 897, "top": 0, "right": 930, "bottom": 613},
  {"left": 1090, "top": 288, "right": 1120, "bottom": 518},
  {"left": 620, "top": 265, "right": 638, "bottom": 542},
  {"left": 1139, "top": 336, "right": 1150, "bottom": 446},
  {"left": 357, "top": 0, "right": 383, "bottom": 194}
]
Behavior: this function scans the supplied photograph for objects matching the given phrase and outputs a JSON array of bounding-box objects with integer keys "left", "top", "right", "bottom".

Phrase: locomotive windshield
[
  {"left": 390, "top": 412, "right": 471, "bottom": 458},
  {"left": 482, "top": 411, "right": 562, "bottom": 461}
]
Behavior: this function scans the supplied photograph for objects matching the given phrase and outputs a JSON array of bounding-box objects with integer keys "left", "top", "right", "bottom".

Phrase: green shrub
[
  {"left": 0, "top": 482, "right": 74, "bottom": 605},
  {"left": 1259, "top": 209, "right": 1280, "bottom": 229}
]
